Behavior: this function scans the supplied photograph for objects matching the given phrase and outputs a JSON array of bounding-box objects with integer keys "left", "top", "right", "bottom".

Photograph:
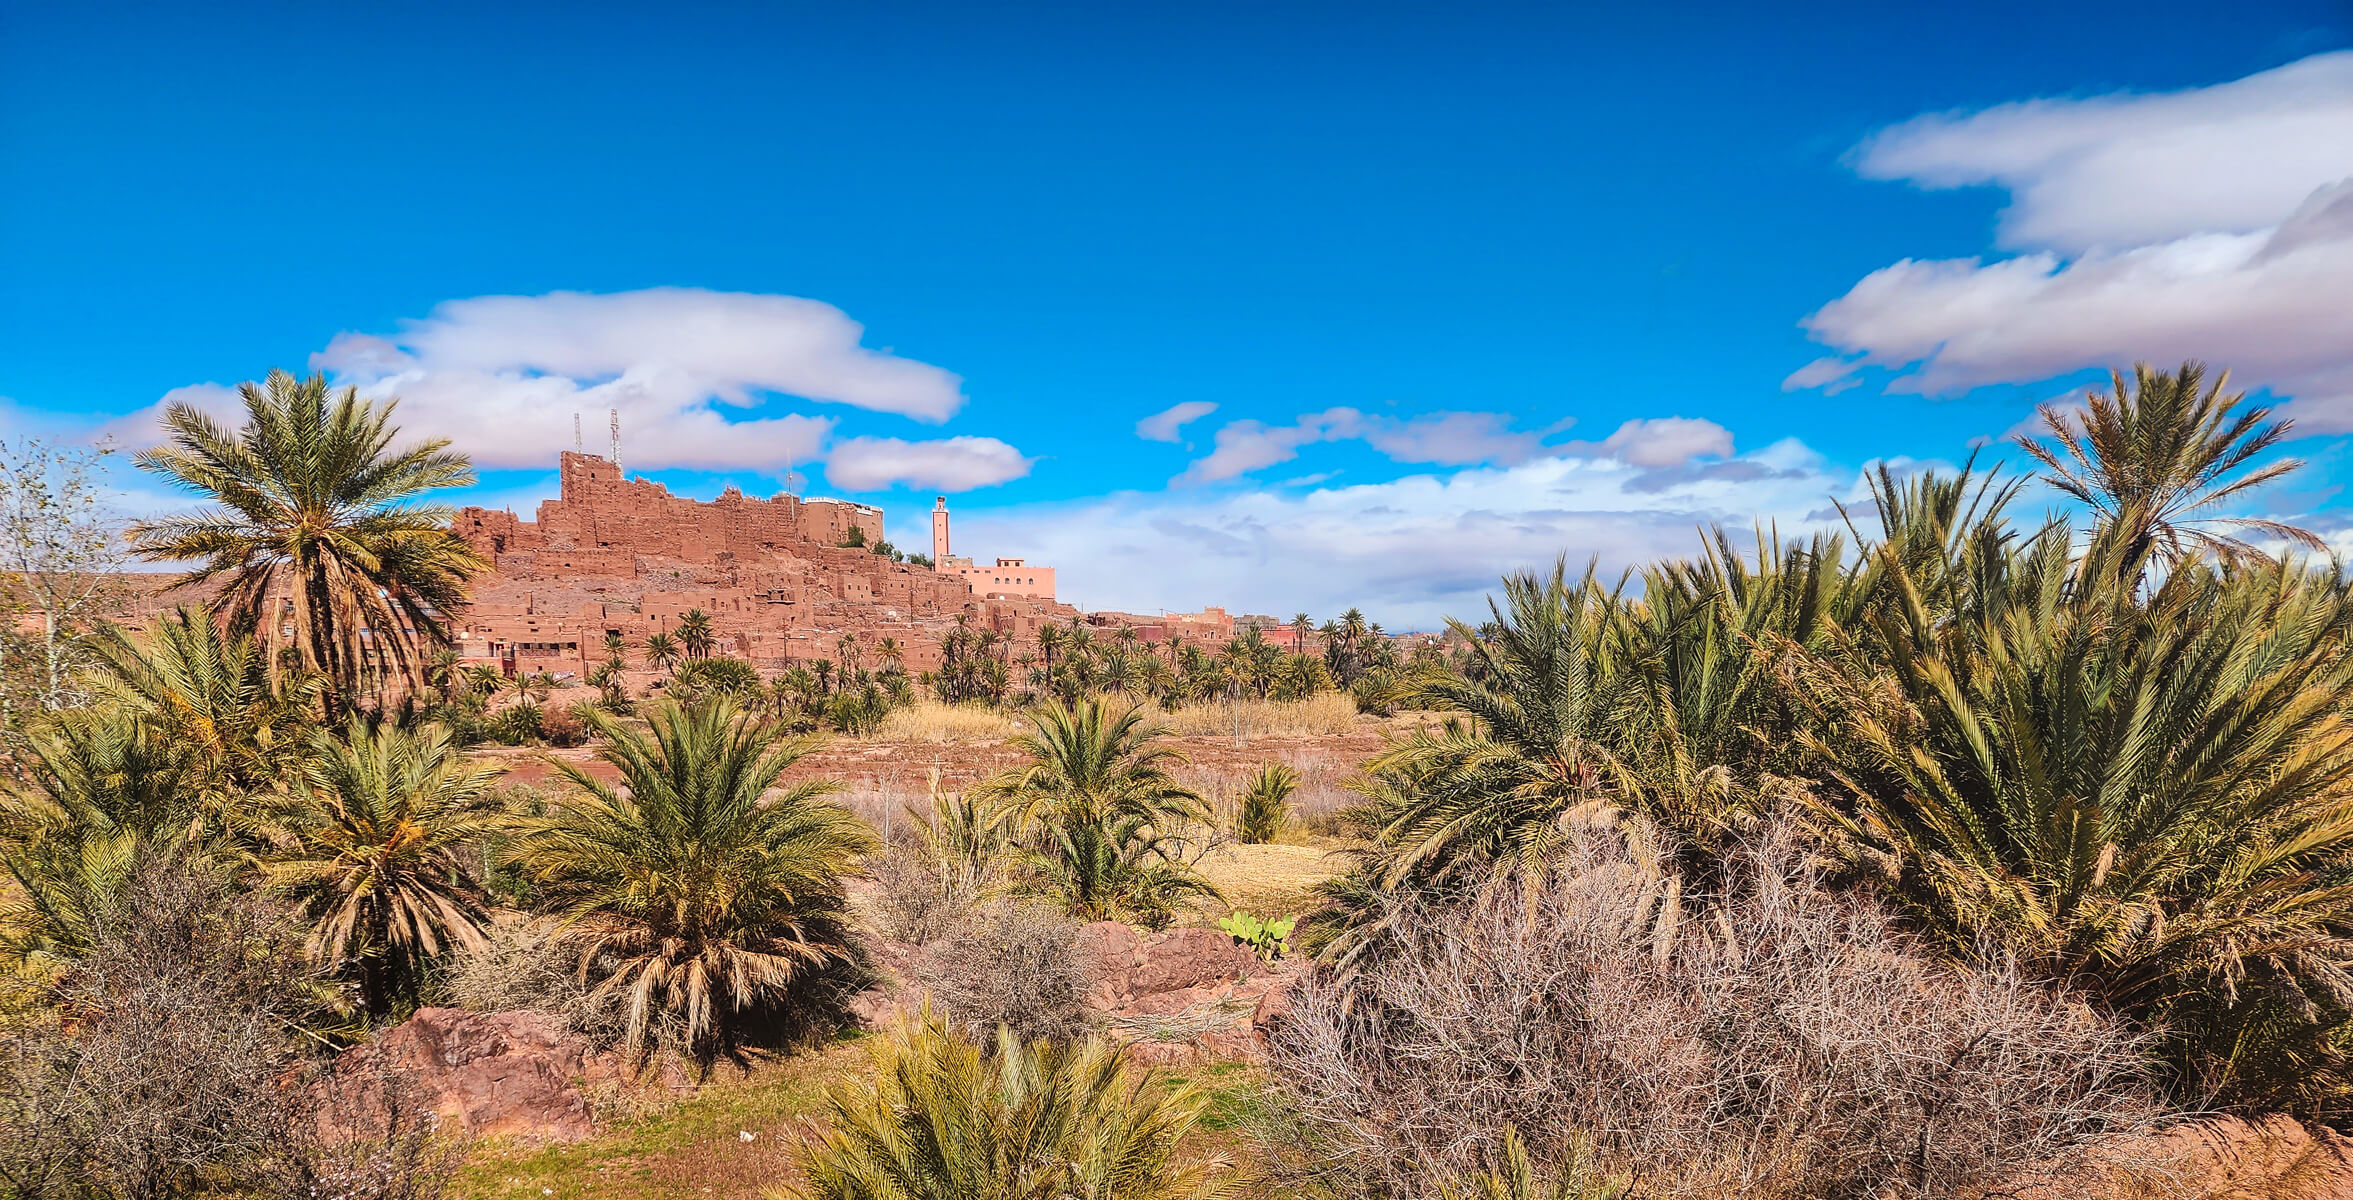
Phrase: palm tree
[
  {"left": 602, "top": 630, "right": 628, "bottom": 661},
  {"left": 1221, "top": 627, "right": 1281, "bottom": 699},
  {"left": 644, "top": 630, "right": 681, "bottom": 675},
  {"left": 505, "top": 698, "right": 875, "bottom": 1069},
  {"left": 461, "top": 663, "right": 506, "bottom": 705},
  {"left": 1352, "top": 562, "right": 1634, "bottom": 888},
  {"left": 978, "top": 699, "right": 1216, "bottom": 926},
  {"left": 1800, "top": 545, "right": 2353, "bottom": 1109},
  {"left": 677, "top": 608, "right": 717, "bottom": 659},
  {"left": 1293, "top": 611, "right": 1312, "bottom": 654},
  {"left": 787, "top": 1010, "right": 1238, "bottom": 1200},
  {"left": 1037, "top": 622, "right": 1064, "bottom": 674},
  {"left": 1324, "top": 608, "right": 1373, "bottom": 684},
  {"left": 1233, "top": 761, "right": 1299, "bottom": 845},
  {"left": 836, "top": 633, "right": 861, "bottom": 675},
  {"left": 0, "top": 710, "right": 188, "bottom": 971},
  {"left": 257, "top": 718, "right": 501, "bottom": 1013},
  {"left": 874, "top": 636, "right": 904, "bottom": 673},
  {"left": 126, "top": 369, "right": 484, "bottom": 712},
  {"left": 425, "top": 648, "right": 463, "bottom": 704},
  {"left": 2015, "top": 360, "right": 2322, "bottom": 573},
  {"left": 80, "top": 608, "right": 320, "bottom": 839}
]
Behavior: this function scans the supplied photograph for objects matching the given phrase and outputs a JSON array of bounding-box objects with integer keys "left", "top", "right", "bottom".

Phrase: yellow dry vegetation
[
  {"left": 870, "top": 693, "right": 1368, "bottom": 743},
  {"left": 872, "top": 701, "right": 1022, "bottom": 742},
  {"left": 1187, "top": 841, "right": 1345, "bottom": 923},
  {"left": 1159, "top": 693, "right": 1364, "bottom": 738}
]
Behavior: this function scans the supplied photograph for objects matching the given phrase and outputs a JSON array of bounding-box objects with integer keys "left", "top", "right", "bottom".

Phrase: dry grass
[
  {"left": 1160, "top": 693, "right": 1363, "bottom": 738},
  {"left": 873, "top": 694, "right": 1368, "bottom": 743},
  {"left": 1187, "top": 843, "right": 1344, "bottom": 923},
  {"left": 872, "top": 702, "right": 1022, "bottom": 743}
]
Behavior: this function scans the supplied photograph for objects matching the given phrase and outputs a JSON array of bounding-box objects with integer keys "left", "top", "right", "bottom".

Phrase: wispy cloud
[
  {"left": 1174, "top": 407, "right": 1575, "bottom": 484},
  {"left": 1135, "top": 400, "right": 1218, "bottom": 442}
]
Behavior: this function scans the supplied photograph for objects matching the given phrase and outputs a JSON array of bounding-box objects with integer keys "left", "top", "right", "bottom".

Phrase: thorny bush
[{"left": 1261, "top": 817, "right": 2168, "bottom": 1200}]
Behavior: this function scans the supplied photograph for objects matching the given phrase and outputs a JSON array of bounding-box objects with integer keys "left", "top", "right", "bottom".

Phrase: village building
[
  {"left": 446, "top": 451, "right": 1072, "bottom": 680},
  {"left": 928, "top": 496, "right": 1057, "bottom": 601}
]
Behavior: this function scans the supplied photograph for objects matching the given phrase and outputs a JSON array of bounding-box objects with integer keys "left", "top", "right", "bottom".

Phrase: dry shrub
[
  {"left": 435, "top": 916, "right": 622, "bottom": 1047},
  {"left": 539, "top": 703, "right": 590, "bottom": 748},
  {"left": 1263, "top": 818, "right": 2166, "bottom": 1200},
  {"left": 0, "top": 859, "right": 467, "bottom": 1200},
  {"left": 915, "top": 899, "right": 1087, "bottom": 1044},
  {"left": 867, "top": 838, "right": 987, "bottom": 944},
  {"left": 276, "top": 1063, "right": 467, "bottom": 1200}
]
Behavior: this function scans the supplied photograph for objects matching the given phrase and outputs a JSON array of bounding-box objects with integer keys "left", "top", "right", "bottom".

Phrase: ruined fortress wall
[{"left": 446, "top": 452, "right": 1073, "bottom": 678}]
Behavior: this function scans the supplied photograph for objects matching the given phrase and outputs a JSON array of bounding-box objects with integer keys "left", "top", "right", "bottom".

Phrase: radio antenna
[{"left": 609, "top": 408, "right": 622, "bottom": 474}]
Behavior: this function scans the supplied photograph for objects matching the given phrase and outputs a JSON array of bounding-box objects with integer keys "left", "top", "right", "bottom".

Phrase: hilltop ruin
[{"left": 446, "top": 452, "right": 1076, "bottom": 679}]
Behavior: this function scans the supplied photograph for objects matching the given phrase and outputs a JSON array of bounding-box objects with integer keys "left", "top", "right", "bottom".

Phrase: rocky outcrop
[
  {"left": 334, "top": 1008, "right": 620, "bottom": 1143},
  {"left": 1075, "top": 922, "right": 1263, "bottom": 1009}
]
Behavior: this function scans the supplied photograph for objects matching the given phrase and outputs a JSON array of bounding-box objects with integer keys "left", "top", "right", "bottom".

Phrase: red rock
[{"left": 333, "top": 1008, "right": 617, "bottom": 1143}]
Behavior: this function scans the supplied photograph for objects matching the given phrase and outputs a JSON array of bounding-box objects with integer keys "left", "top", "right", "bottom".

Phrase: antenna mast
[
  {"left": 574, "top": 412, "right": 583, "bottom": 453},
  {"left": 608, "top": 408, "right": 622, "bottom": 474}
]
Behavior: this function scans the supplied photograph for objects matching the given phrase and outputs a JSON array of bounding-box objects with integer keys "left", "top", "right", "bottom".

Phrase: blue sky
[{"left": 4, "top": 1, "right": 2350, "bottom": 626}]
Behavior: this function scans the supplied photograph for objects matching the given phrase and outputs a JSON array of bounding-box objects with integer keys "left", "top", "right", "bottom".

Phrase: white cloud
[
  {"left": 944, "top": 436, "right": 1850, "bottom": 629},
  {"left": 1175, "top": 407, "right": 1570, "bottom": 483},
  {"left": 1176, "top": 408, "right": 1361, "bottom": 484},
  {"left": 1360, "top": 411, "right": 1549, "bottom": 466},
  {"left": 1852, "top": 52, "right": 2353, "bottom": 253},
  {"left": 1793, "top": 53, "right": 2353, "bottom": 429},
  {"left": 119, "top": 289, "right": 965, "bottom": 473},
  {"left": 1135, "top": 401, "right": 1218, "bottom": 442},
  {"left": 1591, "top": 417, "right": 1735, "bottom": 468},
  {"left": 825, "top": 436, "right": 1033, "bottom": 492}
]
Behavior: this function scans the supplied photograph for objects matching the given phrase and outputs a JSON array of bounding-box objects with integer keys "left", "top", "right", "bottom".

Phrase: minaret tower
[{"left": 931, "top": 496, "right": 950, "bottom": 570}]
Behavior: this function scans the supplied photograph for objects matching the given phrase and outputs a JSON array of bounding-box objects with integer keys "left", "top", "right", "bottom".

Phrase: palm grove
[{"left": 2, "top": 361, "right": 2351, "bottom": 1198}]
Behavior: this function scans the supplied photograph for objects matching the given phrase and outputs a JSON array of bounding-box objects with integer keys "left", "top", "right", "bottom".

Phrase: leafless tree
[{"left": 0, "top": 437, "right": 125, "bottom": 724}]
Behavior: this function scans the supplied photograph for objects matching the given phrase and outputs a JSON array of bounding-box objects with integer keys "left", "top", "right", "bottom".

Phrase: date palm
[
  {"left": 787, "top": 1009, "right": 1238, "bottom": 1200},
  {"left": 1233, "top": 761, "right": 1298, "bottom": 845},
  {"left": 256, "top": 718, "right": 501, "bottom": 1012},
  {"left": 977, "top": 699, "right": 1216, "bottom": 926},
  {"left": 0, "top": 710, "right": 188, "bottom": 971},
  {"left": 126, "top": 369, "right": 484, "bottom": 712},
  {"left": 506, "top": 698, "right": 875, "bottom": 1069},
  {"left": 1801, "top": 539, "right": 2353, "bottom": 1109},
  {"left": 678, "top": 608, "right": 717, "bottom": 659},
  {"left": 644, "top": 630, "right": 681, "bottom": 675},
  {"left": 1352, "top": 561, "right": 1635, "bottom": 889},
  {"left": 2015, "top": 360, "right": 2322, "bottom": 574},
  {"left": 81, "top": 608, "right": 320, "bottom": 840}
]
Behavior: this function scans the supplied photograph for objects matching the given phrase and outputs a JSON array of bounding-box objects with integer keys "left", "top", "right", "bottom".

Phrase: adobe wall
[{"left": 446, "top": 452, "right": 1070, "bottom": 680}]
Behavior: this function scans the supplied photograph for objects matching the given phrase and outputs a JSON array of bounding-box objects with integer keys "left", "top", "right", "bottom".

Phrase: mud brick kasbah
[{"left": 443, "top": 450, "right": 1241, "bottom": 681}]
